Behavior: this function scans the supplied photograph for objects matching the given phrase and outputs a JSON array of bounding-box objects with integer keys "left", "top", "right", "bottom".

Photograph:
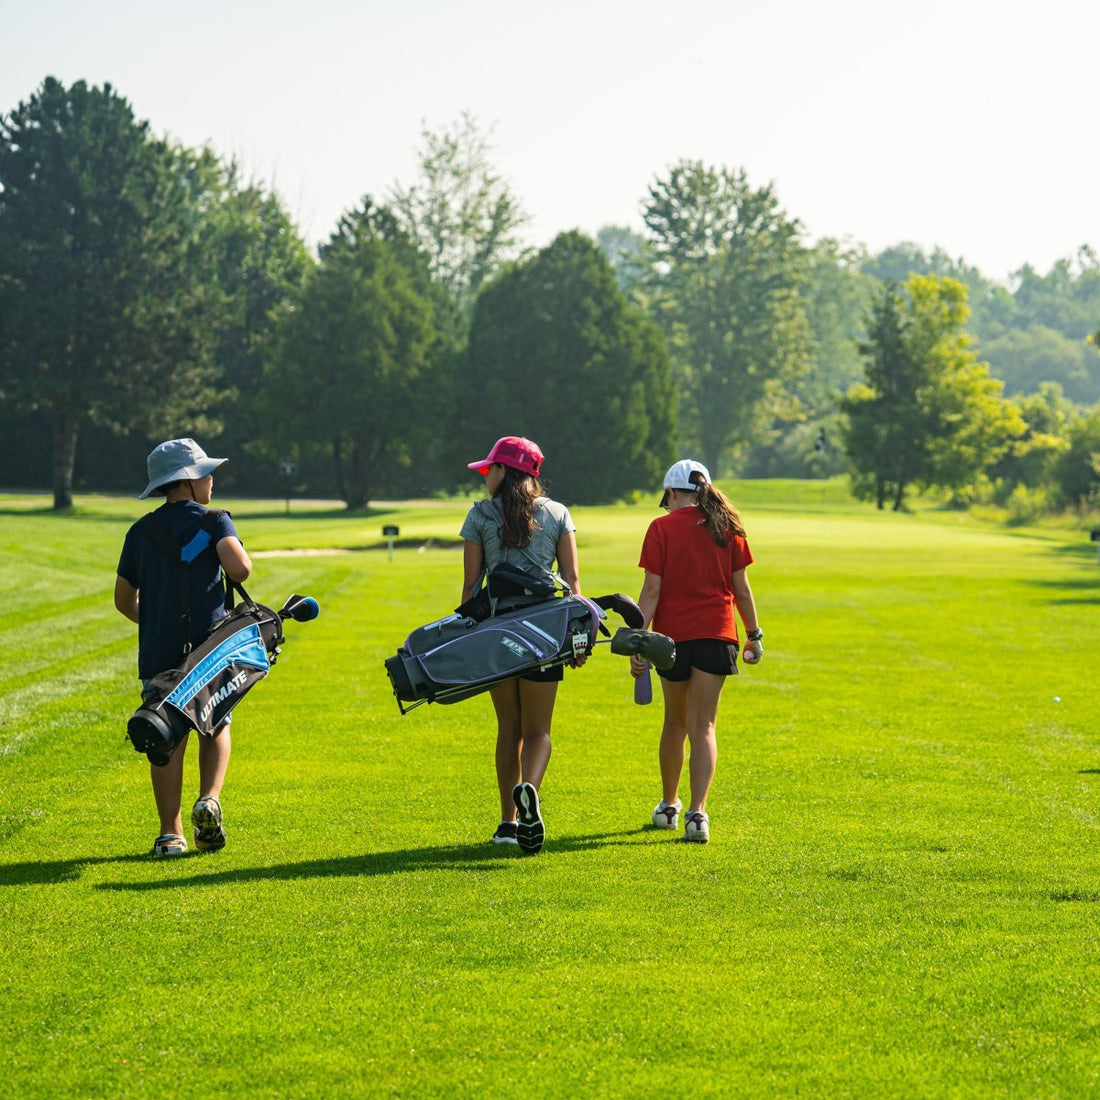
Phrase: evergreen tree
[{"left": 842, "top": 276, "right": 1024, "bottom": 510}]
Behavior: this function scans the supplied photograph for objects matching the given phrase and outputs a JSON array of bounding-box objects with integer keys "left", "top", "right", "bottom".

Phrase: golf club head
[
  {"left": 610, "top": 627, "right": 676, "bottom": 671},
  {"left": 278, "top": 593, "right": 320, "bottom": 623}
]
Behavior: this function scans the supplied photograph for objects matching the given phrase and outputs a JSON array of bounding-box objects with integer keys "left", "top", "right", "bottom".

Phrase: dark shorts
[
  {"left": 657, "top": 638, "right": 739, "bottom": 682},
  {"left": 523, "top": 664, "right": 564, "bottom": 683}
]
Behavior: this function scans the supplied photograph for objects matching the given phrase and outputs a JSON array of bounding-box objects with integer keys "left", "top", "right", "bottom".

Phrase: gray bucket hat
[{"left": 140, "top": 438, "right": 227, "bottom": 499}]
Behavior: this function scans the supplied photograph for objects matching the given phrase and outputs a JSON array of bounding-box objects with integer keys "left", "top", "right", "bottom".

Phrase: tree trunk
[
  {"left": 52, "top": 408, "right": 79, "bottom": 510},
  {"left": 333, "top": 436, "right": 348, "bottom": 508}
]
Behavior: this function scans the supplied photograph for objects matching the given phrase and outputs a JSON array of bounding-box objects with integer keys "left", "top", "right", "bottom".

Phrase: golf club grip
[{"left": 634, "top": 665, "right": 652, "bottom": 705}]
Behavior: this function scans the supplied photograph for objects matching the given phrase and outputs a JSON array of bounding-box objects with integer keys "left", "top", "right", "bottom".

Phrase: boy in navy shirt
[{"left": 115, "top": 439, "right": 253, "bottom": 858}]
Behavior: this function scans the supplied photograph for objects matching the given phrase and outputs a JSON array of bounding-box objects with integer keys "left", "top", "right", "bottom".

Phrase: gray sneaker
[{"left": 683, "top": 809, "right": 710, "bottom": 844}]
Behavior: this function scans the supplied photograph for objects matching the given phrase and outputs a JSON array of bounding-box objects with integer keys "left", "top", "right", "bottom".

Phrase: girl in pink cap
[{"left": 460, "top": 436, "right": 584, "bottom": 854}]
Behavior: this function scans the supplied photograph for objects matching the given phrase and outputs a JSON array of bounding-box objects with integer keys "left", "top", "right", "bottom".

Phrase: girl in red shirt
[{"left": 631, "top": 460, "right": 763, "bottom": 843}]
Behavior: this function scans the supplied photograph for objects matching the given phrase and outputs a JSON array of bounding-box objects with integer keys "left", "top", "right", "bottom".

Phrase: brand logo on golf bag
[
  {"left": 500, "top": 637, "right": 527, "bottom": 658},
  {"left": 199, "top": 671, "right": 250, "bottom": 724}
]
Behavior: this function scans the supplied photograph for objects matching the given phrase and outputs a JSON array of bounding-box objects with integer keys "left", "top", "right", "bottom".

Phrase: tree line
[{"left": 2, "top": 78, "right": 1098, "bottom": 512}]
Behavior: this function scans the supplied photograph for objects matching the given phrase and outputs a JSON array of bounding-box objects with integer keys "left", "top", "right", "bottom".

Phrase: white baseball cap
[{"left": 660, "top": 459, "right": 711, "bottom": 506}]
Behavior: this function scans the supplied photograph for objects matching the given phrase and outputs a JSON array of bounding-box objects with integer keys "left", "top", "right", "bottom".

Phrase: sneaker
[
  {"left": 152, "top": 833, "right": 187, "bottom": 858},
  {"left": 512, "top": 782, "right": 545, "bottom": 854},
  {"left": 652, "top": 799, "right": 682, "bottom": 830},
  {"left": 492, "top": 821, "right": 519, "bottom": 846},
  {"left": 683, "top": 809, "right": 710, "bottom": 844},
  {"left": 191, "top": 795, "right": 226, "bottom": 852}
]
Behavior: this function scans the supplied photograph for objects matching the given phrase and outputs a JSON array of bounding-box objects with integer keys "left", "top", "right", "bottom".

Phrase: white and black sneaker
[
  {"left": 492, "top": 821, "right": 519, "bottom": 846},
  {"left": 652, "top": 799, "right": 682, "bottom": 830},
  {"left": 683, "top": 809, "right": 710, "bottom": 844},
  {"left": 512, "top": 782, "right": 545, "bottom": 854}
]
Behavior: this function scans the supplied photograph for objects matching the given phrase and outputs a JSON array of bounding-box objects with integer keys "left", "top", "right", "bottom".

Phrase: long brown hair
[
  {"left": 690, "top": 469, "right": 746, "bottom": 545},
  {"left": 494, "top": 465, "right": 541, "bottom": 548}
]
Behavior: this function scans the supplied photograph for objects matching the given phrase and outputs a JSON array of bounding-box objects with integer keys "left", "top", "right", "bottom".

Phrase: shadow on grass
[
  {"left": 0, "top": 830, "right": 646, "bottom": 890},
  {"left": 0, "top": 853, "right": 152, "bottom": 886}
]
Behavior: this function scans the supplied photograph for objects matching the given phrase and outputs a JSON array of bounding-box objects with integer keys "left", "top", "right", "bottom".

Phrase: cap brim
[{"left": 467, "top": 459, "right": 492, "bottom": 475}]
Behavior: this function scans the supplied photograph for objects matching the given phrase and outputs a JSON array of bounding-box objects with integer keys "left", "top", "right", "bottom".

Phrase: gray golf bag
[{"left": 384, "top": 570, "right": 674, "bottom": 713}]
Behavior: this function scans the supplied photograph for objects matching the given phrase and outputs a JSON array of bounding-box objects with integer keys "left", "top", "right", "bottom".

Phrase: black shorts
[
  {"left": 657, "top": 638, "right": 739, "bottom": 682},
  {"left": 523, "top": 664, "right": 564, "bottom": 683}
]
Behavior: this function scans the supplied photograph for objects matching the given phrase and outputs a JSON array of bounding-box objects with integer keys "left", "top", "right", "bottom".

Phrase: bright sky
[{"left": 6, "top": 0, "right": 1098, "bottom": 282}]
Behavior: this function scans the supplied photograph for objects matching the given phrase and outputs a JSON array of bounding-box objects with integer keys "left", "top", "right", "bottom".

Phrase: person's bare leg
[
  {"left": 490, "top": 680, "right": 522, "bottom": 822},
  {"left": 685, "top": 670, "right": 725, "bottom": 812},
  {"left": 151, "top": 733, "right": 189, "bottom": 836},
  {"left": 516, "top": 679, "right": 558, "bottom": 790},
  {"left": 658, "top": 678, "right": 690, "bottom": 805},
  {"left": 198, "top": 725, "right": 231, "bottom": 800}
]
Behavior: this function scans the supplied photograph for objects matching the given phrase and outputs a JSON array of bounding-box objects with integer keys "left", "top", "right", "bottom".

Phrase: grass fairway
[{"left": 2, "top": 484, "right": 1099, "bottom": 1097}]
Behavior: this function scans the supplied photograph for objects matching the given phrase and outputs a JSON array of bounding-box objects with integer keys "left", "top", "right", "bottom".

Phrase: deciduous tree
[
  {"left": 642, "top": 161, "right": 812, "bottom": 475},
  {"left": 0, "top": 77, "right": 230, "bottom": 508},
  {"left": 465, "top": 231, "right": 675, "bottom": 503},
  {"left": 260, "top": 200, "right": 442, "bottom": 509},
  {"left": 389, "top": 112, "right": 528, "bottom": 319}
]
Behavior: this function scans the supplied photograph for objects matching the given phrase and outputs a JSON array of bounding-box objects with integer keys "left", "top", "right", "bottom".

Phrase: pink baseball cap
[{"left": 467, "top": 436, "right": 545, "bottom": 478}]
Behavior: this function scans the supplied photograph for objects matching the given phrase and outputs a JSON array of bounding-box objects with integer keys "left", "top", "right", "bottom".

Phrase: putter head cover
[{"left": 610, "top": 627, "right": 677, "bottom": 671}]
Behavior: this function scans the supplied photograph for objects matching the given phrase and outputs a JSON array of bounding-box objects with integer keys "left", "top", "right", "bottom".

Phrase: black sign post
[
  {"left": 383, "top": 525, "right": 400, "bottom": 562},
  {"left": 280, "top": 459, "right": 298, "bottom": 516}
]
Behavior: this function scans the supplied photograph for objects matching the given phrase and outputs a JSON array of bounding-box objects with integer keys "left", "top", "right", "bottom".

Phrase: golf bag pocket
[{"left": 165, "top": 616, "right": 275, "bottom": 733}]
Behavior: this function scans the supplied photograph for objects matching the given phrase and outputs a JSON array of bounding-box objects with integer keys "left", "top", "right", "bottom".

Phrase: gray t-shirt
[{"left": 459, "top": 496, "right": 576, "bottom": 578}]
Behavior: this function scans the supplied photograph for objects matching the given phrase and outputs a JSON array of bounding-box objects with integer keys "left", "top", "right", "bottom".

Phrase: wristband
[{"left": 746, "top": 628, "right": 763, "bottom": 642}]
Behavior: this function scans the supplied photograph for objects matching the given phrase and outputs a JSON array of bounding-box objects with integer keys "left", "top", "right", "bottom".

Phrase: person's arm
[
  {"left": 461, "top": 540, "right": 484, "bottom": 604},
  {"left": 114, "top": 575, "right": 140, "bottom": 624},
  {"left": 555, "top": 531, "right": 582, "bottom": 596},
  {"left": 630, "top": 570, "right": 663, "bottom": 677},
  {"left": 217, "top": 536, "right": 252, "bottom": 583},
  {"left": 731, "top": 567, "right": 762, "bottom": 661}
]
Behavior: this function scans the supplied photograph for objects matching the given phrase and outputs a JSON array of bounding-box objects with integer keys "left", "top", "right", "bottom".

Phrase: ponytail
[
  {"left": 495, "top": 465, "right": 541, "bottom": 548},
  {"left": 690, "top": 470, "right": 746, "bottom": 545}
]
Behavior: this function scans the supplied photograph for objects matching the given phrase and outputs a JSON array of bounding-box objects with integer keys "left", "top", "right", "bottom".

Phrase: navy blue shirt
[{"left": 117, "top": 501, "right": 240, "bottom": 679}]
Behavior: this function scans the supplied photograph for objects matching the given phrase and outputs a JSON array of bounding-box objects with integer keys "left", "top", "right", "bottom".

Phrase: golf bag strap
[
  {"left": 475, "top": 499, "right": 568, "bottom": 593},
  {"left": 227, "top": 578, "right": 258, "bottom": 610}
]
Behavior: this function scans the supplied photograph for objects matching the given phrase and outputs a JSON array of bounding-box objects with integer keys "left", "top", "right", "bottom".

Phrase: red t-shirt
[{"left": 639, "top": 506, "right": 754, "bottom": 643}]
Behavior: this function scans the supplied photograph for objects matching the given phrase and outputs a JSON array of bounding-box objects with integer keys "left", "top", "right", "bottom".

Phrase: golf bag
[
  {"left": 128, "top": 589, "right": 319, "bottom": 765},
  {"left": 384, "top": 576, "right": 674, "bottom": 713}
]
